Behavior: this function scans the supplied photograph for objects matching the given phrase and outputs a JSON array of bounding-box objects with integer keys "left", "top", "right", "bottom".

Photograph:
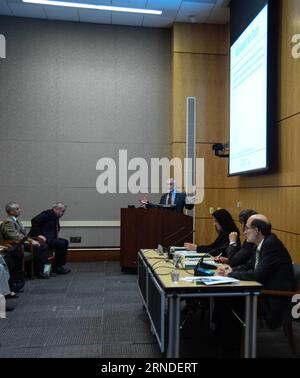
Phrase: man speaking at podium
[{"left": 140, "top": 178, "right": 194, "bottom": 214}]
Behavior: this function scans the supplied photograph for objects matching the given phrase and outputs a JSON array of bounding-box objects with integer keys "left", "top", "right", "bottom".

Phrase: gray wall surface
[{"left": 0, "top": 16, "right": 171, "bottom": 246}]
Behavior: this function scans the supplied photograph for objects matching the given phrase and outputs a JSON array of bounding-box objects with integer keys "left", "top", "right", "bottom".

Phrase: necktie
[
  {"left": 168, "top": 192, "right": 172, "bottom": 205},
  {"left": 255, "top": 248, "right": 260, "bottom": 269}
]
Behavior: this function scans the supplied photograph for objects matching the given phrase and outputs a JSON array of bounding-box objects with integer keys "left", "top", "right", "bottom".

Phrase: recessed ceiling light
[{"left": 22, "top": 0, "right": 162, "bottom": 16}]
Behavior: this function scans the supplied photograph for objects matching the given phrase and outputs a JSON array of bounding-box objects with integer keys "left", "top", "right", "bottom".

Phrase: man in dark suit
[
  {"left": 214, "top": 209, "right": 258, "bottom": 267},
  {"left": 29, "top": 203, "right": 70, "bottom": 275},
  {"left": 140, "top": 178, "right": 194, "bottom": 214},
  {"left": 217, "top": 214, "right": 295, "bottom": 328}
]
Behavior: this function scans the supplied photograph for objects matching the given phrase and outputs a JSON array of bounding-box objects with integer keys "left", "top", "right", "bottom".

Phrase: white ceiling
[{"left": 0, "top": 0, "right": 230, "bottom": 28}]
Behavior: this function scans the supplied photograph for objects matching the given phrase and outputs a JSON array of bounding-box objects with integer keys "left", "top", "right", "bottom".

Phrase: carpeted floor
[{"left": 0, "top": 261, "right": 299, "bottom": 358}]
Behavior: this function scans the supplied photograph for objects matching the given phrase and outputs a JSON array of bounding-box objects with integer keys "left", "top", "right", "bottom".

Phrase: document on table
[
  {"left": 173, "top": 251, "right": 207, "bottom": 258},
  {"left": 181, "top": 276, "right": 240, "bottom": 285}
]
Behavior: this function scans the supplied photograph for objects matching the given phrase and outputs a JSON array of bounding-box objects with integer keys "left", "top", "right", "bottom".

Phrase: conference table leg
[
  {"left": 244, "top": 295, "right": 251, "bottom": 358},
  {"left": 167, "top": 295, "right": 181, "bottom": 358},
  {"left": 251, "top": 295, "right": 258, "bottom": 358}
]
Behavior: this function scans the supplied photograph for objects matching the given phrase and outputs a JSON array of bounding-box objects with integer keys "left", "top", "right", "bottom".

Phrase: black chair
[{"left": 261, "top": 263, "right": 300, "bottom": 354}]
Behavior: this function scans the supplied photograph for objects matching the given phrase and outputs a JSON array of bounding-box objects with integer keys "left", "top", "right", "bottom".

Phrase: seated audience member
[
  {"left": 215, "top": 209, "right": 257, "bottom": 267},
  {"left": 29, "top": 203, "right": 71, "bottom": 275},
  {"left": 0, "top": 202, "right": 49, "bottom": 279},
  {"left": 140, "top": 178, "right": 194, "bottom": 214},
  {"left": 0, "top": 248, "right": 11, "bottom": 297},
  {"left": 217, "top": 214, "right": 295, "bottom": 329},
  {"left": 184, "top": 208, "right": 240, "bottom": 256},
  {"left": 0, "top": 247, "right": 18, "bottom": 313}
]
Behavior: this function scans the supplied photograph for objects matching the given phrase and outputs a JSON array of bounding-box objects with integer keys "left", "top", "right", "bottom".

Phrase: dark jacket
[
  {"left": 226, "top": 240, "right": 256, "bottom": 267},
  {"left": 229, "top": 233, "right": 295, "bottom": 328},
  {"left": 29, "top": 209, "right": 60, "bottom": 244},
  {"left": 197, "top": 231, "right": 241, "bottom": 256},
  {"left": 147, "top": 192, "right": 194, "bottom": 214}
]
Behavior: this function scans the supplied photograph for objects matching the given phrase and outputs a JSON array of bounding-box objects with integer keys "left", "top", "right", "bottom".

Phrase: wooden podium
[{"left": 120, "top": 208, "right": 193, "bottom": 270}]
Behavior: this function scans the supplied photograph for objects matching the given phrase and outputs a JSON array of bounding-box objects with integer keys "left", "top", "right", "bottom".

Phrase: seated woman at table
[
  {"left": 184, "top": 208, "right": 240, "bottom": 256},
  {"left": 214, "top": 209, "right": 257, "bottom": 267}
]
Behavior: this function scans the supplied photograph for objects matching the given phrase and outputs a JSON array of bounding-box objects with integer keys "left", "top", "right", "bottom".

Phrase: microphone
[
  {"left": 162, "top": 226, "right": 185, "bottom": 245},
  {"left": 195, "top": 243, "right": 229, "bottom": 274},
  {"left": 166, "top": 229, "right": 195, "bottom": 260},
  {"left": 170, "top": 228, "right": 195, "bottom": 248}
]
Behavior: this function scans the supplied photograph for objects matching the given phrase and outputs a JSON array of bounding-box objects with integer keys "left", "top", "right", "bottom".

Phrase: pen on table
[{"left": 214, "top": 252, "right": 223, "bottom": 260}]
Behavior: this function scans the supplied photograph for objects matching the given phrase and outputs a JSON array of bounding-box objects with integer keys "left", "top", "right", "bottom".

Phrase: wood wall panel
[
  {"left": 172, "top": 53, "right": 228, "bottom": 143},
  {"left": 279, "top": 0, "right": 300, "bottom": 120},
  {"left": 173, "top": 23, "right": 228, "bottom": 55},
  {"left": 195, "top": 218, "right": 216, "bottom": 246},
  {"left": 224, "top": 114, "right": 300, "bottom": 188},
  {"left": 194, "top": 187, "right": 300, "bottom": 235},
  {"left": 173, "top": 114, "right": 300, "bottom": 190},
  {"left": 171, "top": 142, "right": 227, "bottom": 189},
  {"left": 68, "top": 249, "right": 120, "bottom": 262},
  {"left": 172, "top": 4, "right": 300, "bottom": 265}
]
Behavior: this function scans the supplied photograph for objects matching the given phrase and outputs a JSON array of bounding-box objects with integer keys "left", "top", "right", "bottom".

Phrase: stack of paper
[{"left": 181, "top": 276, "right": 240, "bottom": 285}]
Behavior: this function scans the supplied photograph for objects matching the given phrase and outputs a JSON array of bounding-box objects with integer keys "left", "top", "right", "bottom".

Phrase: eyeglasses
[{"left": 244, "top": 225, "right": 255, "bottom": 231}]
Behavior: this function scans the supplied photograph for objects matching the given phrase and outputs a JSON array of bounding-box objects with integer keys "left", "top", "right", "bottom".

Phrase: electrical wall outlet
[
  {"left": 209, "top": 207, "right": 214, "bottom": 214},
  {"left": 237, "top": 202, "right": 241, "bottom": 209},
  {"left": 70, "top": 237, "right": 82, "bottom": 243}
]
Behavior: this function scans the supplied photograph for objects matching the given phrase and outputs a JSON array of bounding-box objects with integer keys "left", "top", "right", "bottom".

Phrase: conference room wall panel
[
  {"left": 56, "top": 141, "right": 170, "bottom": 188},
  {"left": 0, "top": 16, "right": 171, "bottom": 247},
  {"left": 172, "top": 53, "right": 228, "bottom": 144},
  {"left": 0, "top": 140, "right": 58, "bottom": 188},
  {"left": 58, "top": 227, "right": 120, "bottom": 248},
  {"left": 194, "top": 218, "right": 219, "bottom": 247},
  {"left": 173, "top": 23, "right": 228, "bottom": 55},
  {"left": 57, "top": 188, "right": 162, "bottom": 221},
  {"left": 173, "top": 112, "right": 300, "bottom": 191},
  {"left": 172, "top": 8, "right": 300, "bottom": 264},
  {"left": 278, "top": 0, "right": 300, "bottom": 120},
  {"left": 194, "top": 187, "right": 300, "bottom": 235},
  {"left": 0, "top": 185, "right": 57, "bottom": 221},
  {"left": 171, "top": 142, "right": 227, "bottom": 189},
  {"left": 224, "top": 117, "right": 300, "bottom": 189}
]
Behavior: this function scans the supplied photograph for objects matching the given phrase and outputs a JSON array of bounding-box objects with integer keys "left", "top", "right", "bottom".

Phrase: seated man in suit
[
  {"left": 214, "top": 209, "right": 257, "bottom": 267},
  {"left": 140, "top": 178, "right": 194, "bottom": 214},
  {"left": 212, "top": 214, "right": 295, "bottom": 356},
  {"left": 217, "top": 214, "right": 295, "bottom": 329},
  {"left": 0, "top": 202, "right": 50, "bottom": 280},
  {"left": 29, "top": 202, "right": 71, "bottom": 275}
]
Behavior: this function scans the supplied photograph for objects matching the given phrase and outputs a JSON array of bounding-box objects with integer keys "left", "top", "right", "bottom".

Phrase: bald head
[
  {"left": 248, "top": 214, "right": 270, "bottom": 225},
  {"left": 167, "top": 178, "right": 176, "bottom": 191},
  {"left": 245, "top": 214, "right": 272, "bottom": 245}
]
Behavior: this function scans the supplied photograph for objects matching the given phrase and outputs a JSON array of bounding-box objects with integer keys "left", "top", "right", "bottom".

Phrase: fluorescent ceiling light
[{"left": 22, "top": 0, "right": 162, "bottom": 15}]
